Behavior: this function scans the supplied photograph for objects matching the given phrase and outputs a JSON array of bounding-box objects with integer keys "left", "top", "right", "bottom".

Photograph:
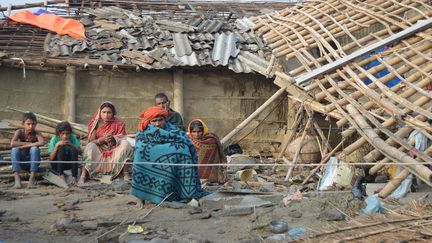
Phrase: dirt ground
[{"left": 0, "top": 177, "right": 369, "bottom": 243}]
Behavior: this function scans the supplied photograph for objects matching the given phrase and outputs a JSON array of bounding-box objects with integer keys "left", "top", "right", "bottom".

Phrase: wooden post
[
  {"left": 64, "top": 66, "right": 76, "bottom": 122},
  {"left": 173, "top": 69, "right": 184, "bottom": 116}
]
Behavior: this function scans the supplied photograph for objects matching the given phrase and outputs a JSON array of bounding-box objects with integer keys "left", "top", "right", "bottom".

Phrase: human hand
[
  {"left": 56, "top": 140, "right": 66, "bottom": 147},
  {"left": 409, "top": 148, "right": 418, "bottom": 157},
  {"left": 104, "top": 133, "right": 114, "bottom": 143}
]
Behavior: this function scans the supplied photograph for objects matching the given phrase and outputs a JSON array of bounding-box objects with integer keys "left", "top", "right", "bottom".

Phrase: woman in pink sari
[{"left": 78, "top": 102, "right": 133, "bottom": 184}]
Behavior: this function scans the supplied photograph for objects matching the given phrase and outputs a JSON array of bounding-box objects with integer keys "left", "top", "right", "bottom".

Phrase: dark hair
[
  {"left": 22, "top": 112, "right": 37, "bottom": 123},
  {"left": 189, "top": 120, "right": 204, "bottom": 132},
  {"left": 100, "top": 102, "right": 116, "bottom": 116},
  {"left": 56, "top": 121, "right": 73, "bottom": 135},
  {"left": 223, "top": 144, "right": 243, "bottom": 156},
  {"left": 155, "top": 92, "right": 169, "bottom": 100}
]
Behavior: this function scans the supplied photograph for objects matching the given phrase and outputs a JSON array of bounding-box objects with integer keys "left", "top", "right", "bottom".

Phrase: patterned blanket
[{"left": 131, "top": 123, "right": 208, "bottom": 204}]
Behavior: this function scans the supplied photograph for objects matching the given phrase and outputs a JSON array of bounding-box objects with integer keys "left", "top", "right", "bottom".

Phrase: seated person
[
  {"left": 187, "top": 119, "right": 226, "bottom": 183},
  {"left": 48, "top": 121, "right": 81, "bottom": 185},
  {"left": 154, "top": 92, "right": 185, "bottom": 130},
  {"left": 10, "top": 112, "right": 44, "bottom": 189},
  {"left": 131, "top": 106, "right": 207, "bottom": 208},
  {"left": 79, "top": 101, "right": 133, "bottom": 184}
]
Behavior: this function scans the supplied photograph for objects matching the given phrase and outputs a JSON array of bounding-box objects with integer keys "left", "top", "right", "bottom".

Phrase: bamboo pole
[
  {"left": 220, "top": 87, "right": 286, "bottom": 145},
  {"left": 258, "top": 0, "right": 342, "bottom": 37},
  {"left": 378, "top": 169, "right": 410, "bottom": 198},
  {"left": 312, "top": 35, "right": 424, "bottom": 100},
  {"left": 363, "top": 115, "right": 428, "bottom": 163},
  {"left": 325, "top": 40, "right": 432, "bottom": 109},
  {"left": 284, "top": 112, "right": 313, "bottom": 181},
  {"left": 370, "top": 145, "right": 432, "bottom": 175},
  {"left": 265, "top": 0, "right": 394, "bottom": 50},
  {"left": 7, "top": 107, "right": 87, "bottom": 135},
  {"left": 324, "top": 69, "right": 431, "bottom": 163},
  {"left": 346, "top": 104, "right": 432, "bottom": 185},
  {"left": 340, "top": 76, "right": 431, "bottom": 139},
  {"left": 271, "top": 1, "right": 423, "bottom": 58},
  {"left": 277, "top": 104, "right": 304, "bottom": 159}
]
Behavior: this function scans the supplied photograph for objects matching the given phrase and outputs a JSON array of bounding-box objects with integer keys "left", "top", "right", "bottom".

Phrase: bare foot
[
  {"left": 12, "top": 182, "right": 22, "bottom": 189},
  {"left": 78, "top": 176, "right": 86, "bottom": 185},
  {"left": 135, "top": 200, "right": 144, "bottom": 209},
  {"left": 27, "top": 182, "right": 36, "bottom": 189},
  {"left": 69, "top": 177, "right": 77, "bottom": 185},
  {"left": 123, "top": 172, "right": 131, "bottom": 183},
  {"left": 13, "top": 173, "right": 22, "bottom": 189},
  {"left": 27, "top": 172, "right": 36, "bottom": 189}
]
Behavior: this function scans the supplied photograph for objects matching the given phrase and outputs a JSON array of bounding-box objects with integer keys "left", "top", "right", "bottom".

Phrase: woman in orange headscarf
[
  {"left": 78, "top": 102, "right": 134, "bottom": 184},
  {"left": 188, "top": 119, "right": 226, "bottom": 183},
  {"left": 131, "top": 106, "right": 207, "bottom": 208}
]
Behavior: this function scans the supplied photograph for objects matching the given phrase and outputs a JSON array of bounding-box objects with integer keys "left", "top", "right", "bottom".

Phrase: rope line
[{"left": 1, "top": 160, "right": 431, "bottom": 167}]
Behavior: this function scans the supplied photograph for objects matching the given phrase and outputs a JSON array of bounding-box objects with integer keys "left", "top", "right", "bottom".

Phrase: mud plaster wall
[{"left": 0, "top": 67, "right": 288, "bottom": 151}]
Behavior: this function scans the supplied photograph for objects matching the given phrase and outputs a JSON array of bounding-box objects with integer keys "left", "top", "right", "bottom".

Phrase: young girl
[
  {"left": 10, "top": 112, "right": 45, "bottom": 189},
  {"left": 187, "top": 119, "right": 226, "bottom": 184},
  {"left": 48, "top": 121, "right": 81, "bottom": 185}
]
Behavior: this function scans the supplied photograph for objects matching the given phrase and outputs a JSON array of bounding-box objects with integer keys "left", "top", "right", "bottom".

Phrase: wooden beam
[
  {"left": 296, "top": 18, "right": 432, "bottom": 86},
  {"left": 173, "top": 69, "right": 184, "bottom": 117},
  {"left": 64, "top": 66, "right": 76, "bottom": 122}
]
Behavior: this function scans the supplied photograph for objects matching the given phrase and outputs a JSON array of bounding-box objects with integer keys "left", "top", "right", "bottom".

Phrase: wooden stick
[
  {"left": 308, "top": 214, "right": 432, "bottom": 239},
  {"left": 284, "top": 112, "right": 313, "bottom": 181},
  {"left": 7, "top": 107, "right": 87, "bottom": 133},
  {"left": 277, "top": 104, "right": 304, "bottom": 159},
  {"left": 346, "top": 104, "right": 432, "bottom": 185},
  {"left": 378, "top": 168, "right": 411, "bottom": 198}
]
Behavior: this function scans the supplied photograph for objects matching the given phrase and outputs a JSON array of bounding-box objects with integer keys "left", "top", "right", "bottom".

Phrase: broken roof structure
[
  {"left": 241, "top": 0, "right": 432, "bottom": 196},
  {"left": 1, "top": 0, "right": 432, "bottom": 197},
  {"left": 0, "top": 1, "right": 300, "bottom": 76}
]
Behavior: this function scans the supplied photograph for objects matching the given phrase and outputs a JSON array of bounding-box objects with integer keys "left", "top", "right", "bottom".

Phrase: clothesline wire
[{"left": 0, "top": 160, "right": 431, "bottom": 167}]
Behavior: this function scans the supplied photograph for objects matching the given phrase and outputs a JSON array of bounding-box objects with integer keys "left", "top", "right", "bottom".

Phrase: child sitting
[
  {"left": 48, "top": 121, "right": 81, "bottom": 185},
  {"left": 11, "top": 112, "right": 45, "bottom": 189}
]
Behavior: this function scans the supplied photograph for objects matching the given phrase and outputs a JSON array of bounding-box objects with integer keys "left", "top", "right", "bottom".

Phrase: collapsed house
[
  {"left": 0, "top": 0, "right": 300, "bottom": 152},
  {"left": 246, "top": 0, "right": 432, "bottom": 197},
  {"left": 1, "top": 1, "right": 432, "bottom": 242},
  {"left": 0, "top": 0, "right": 431, "bottom": 198}
]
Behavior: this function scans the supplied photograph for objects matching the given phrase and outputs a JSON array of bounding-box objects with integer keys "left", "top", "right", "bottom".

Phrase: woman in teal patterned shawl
[{"left": 131, "top": 106, "right": 207, "bottom": 208}]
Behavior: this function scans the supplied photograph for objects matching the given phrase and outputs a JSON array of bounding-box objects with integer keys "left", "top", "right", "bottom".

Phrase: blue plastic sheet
[
  {"left": 34, "top": 9, "right": 54, "bottom": 16},
  {"left": 361, "top": 195, "right": 384, "bottom": 214},
  {"left": 363, "top": 46, "right": 401, "bottom": 88},
  {"left": 288, "top": 227, "right": 305, "bottom": 238}
]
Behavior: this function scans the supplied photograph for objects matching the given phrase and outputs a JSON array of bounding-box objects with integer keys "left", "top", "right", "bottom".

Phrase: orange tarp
[{"left": 9, "top": 11, "right": 86, "bottom": 40}]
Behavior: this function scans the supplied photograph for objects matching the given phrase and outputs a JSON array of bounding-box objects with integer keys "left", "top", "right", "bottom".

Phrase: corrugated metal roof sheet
[
  {"left": 41, "top": 6, "right": 273, "bottom": 75},
  {"left": 85, "top": 6, "right": 129, "bottom": 19},
  {"left": 196, "top": 19, "right": 224, "bottom": 33},
  {"left": 237, "top": 51, "right": 273, "bottom": 77},
  {"left": 172, "top": 33, "right": 193, "bottom": 57},
  {"left": 212, "top": 32, "right": 239, "bottom": 66},
  {"left": 228, "top": 58, "right": 253, "bottom": 74},
  {"left": 235, "top": 17, "right": 255, "bottom": 32},
  {"left": 188, "top": 33, "right": 214, "bottom": 42}
]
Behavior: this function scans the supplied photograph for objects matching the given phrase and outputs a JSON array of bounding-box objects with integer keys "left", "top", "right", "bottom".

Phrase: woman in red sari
[
  {"left": 187, "top": 119, "right": 226, "bottom": 183},
  {"left": 78, "top": 102, "right": 134, "bottom": 184}
]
